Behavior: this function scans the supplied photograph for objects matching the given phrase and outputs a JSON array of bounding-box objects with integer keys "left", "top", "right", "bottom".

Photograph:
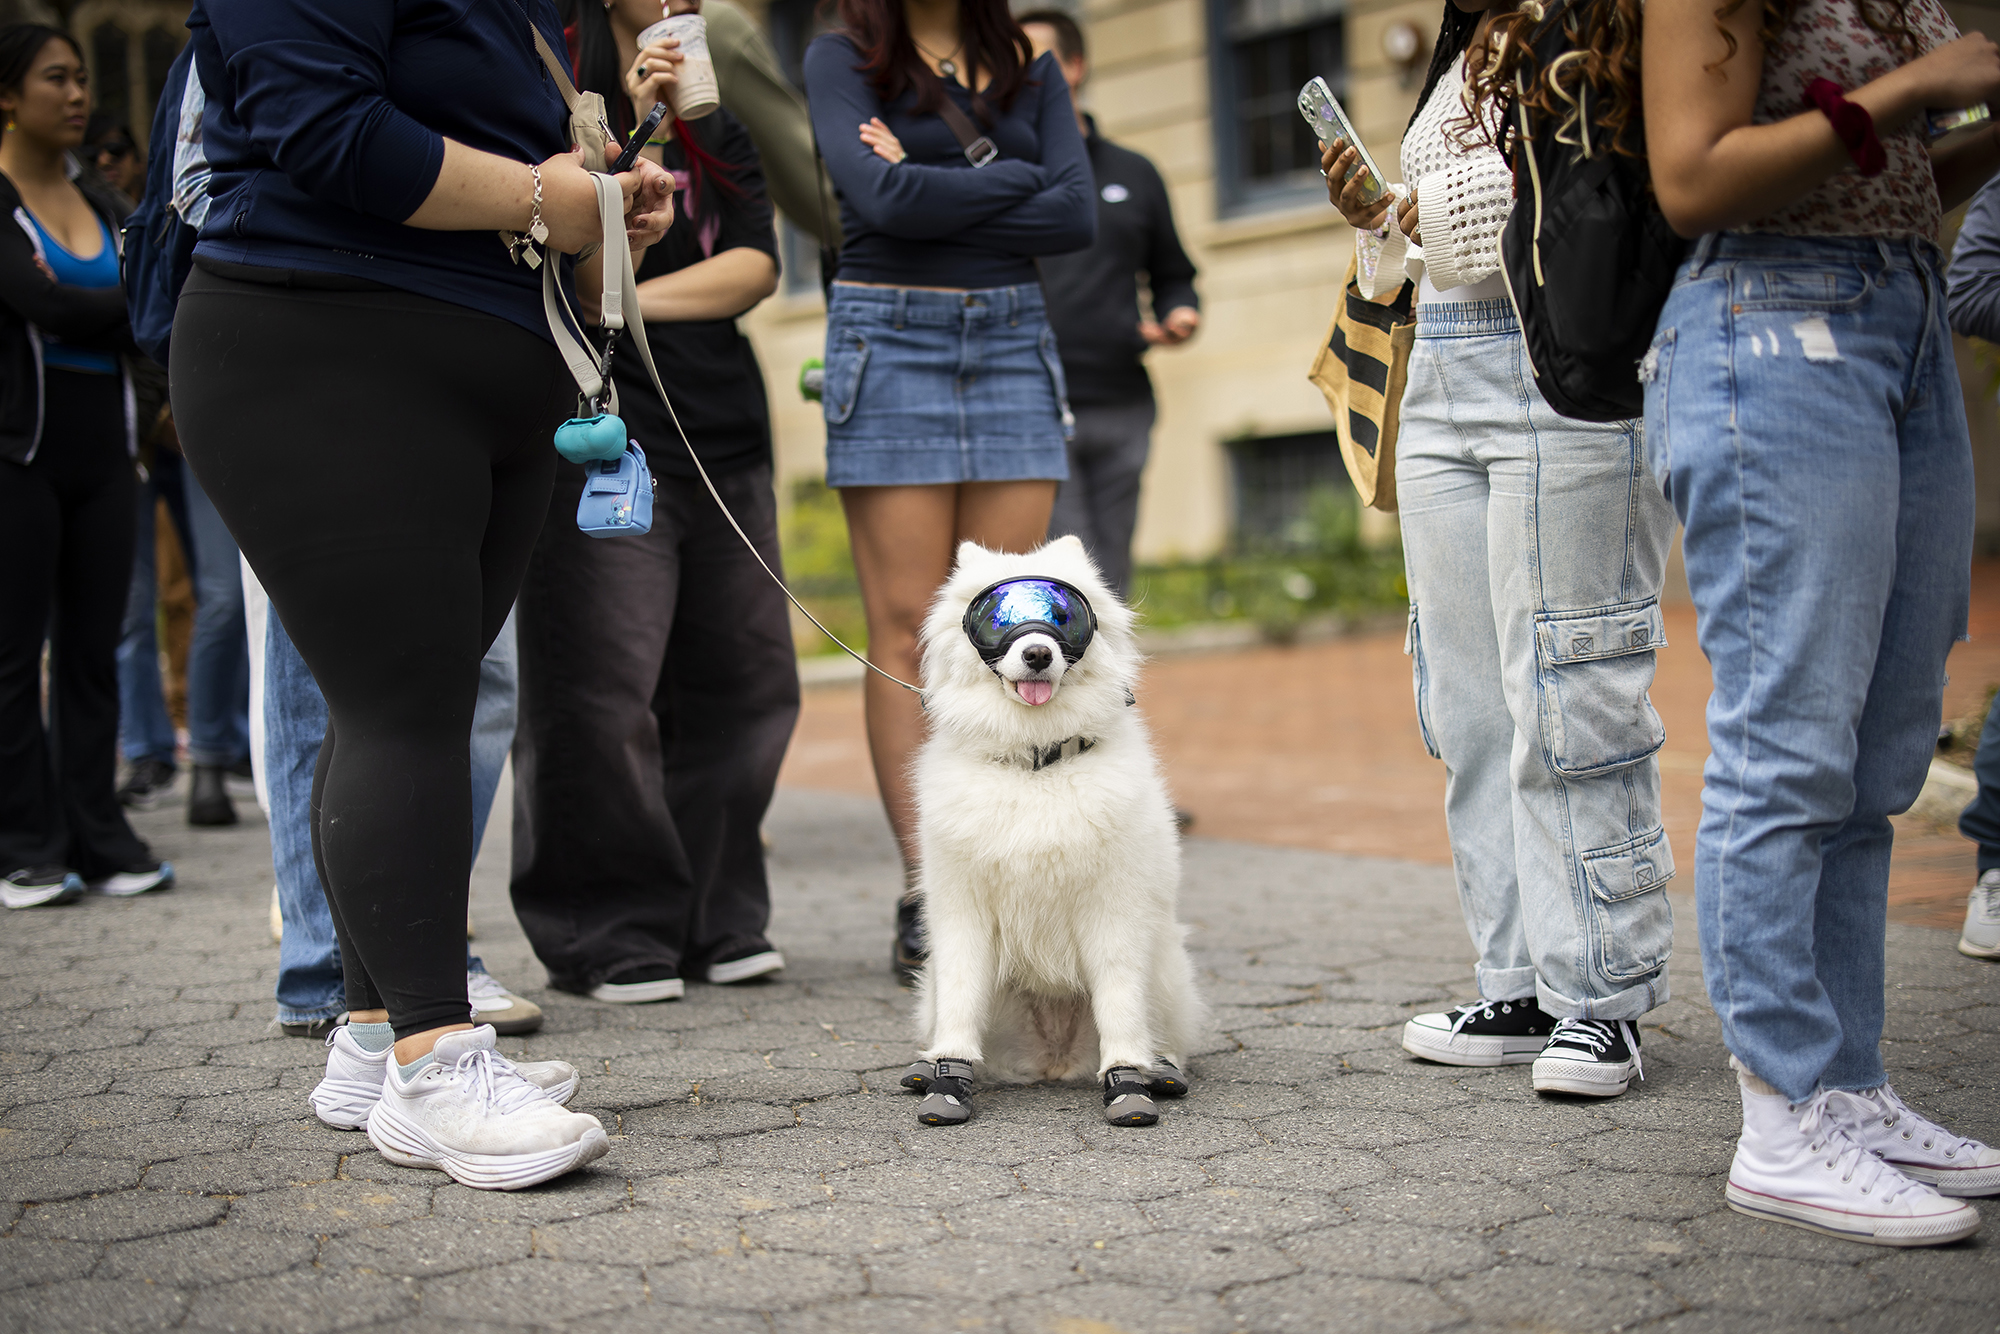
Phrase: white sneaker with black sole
[
  {"left": 1402, "top": 997, "right": 1556, "bottom": 1066},
  {"left": 309, "top": 1023, "right": 580, "bottom": 1130},
  {"left": 1533, "top": 1017, "right": 1643, "bottom": 1097},
  {"left": 87, "top": 861, "right": 174, "bottom": 897},
  {"left": 1, "top": 867, "right": 84, "bottom": 910},
  {"left": 1726, "top": 1078, "right": 1980, "bottom": 1246},
  {"left": 366, "top": 1027, "right": 608, "bottom": 1190},
  {"left": 1821, "top": 1082, "right": 2000, "bottom": 1198},
  {"left": 706, "top": 950, "right": 785, "bottom": 985}
]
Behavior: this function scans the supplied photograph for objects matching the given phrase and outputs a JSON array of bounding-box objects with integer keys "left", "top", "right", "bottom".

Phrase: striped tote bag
[{"left": 1308, "top": 255, "right": 1416, "bottom": 511}]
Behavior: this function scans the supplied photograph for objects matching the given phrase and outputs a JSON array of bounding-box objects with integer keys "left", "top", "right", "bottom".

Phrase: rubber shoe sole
[
  {"left": 310, "top": 1071, "right": 385, "bottom": 1131},
  {"left": 1885, "top": 1158, "right": 2000, "bottom": 1198},
  {"left": 706, "top": 951, "right": 785, "bottom": 984},
  {"left": 1724, "top": 1180, "right": 1981, "bottom": 1246},
  {"left": 367, "top": 1099, "right": 610, "bottom": 1190},
  {"left": 1533, "top": 1055, "right": 1637, "bottom": 1098},
  {"left": 1958, "top": 933, "right": 2000, "bottom": 961},
  {"left": 88, "top": 864, "right": 174, "bottom": 897},
  {"left": 588, "top": 977, "right": 684, "bottom": 1004},
  {"left": 1401, "top": 1019, "right": 1544, "bottom": 1067},
  {"left": 0, "top": 874, "right": 84, "bottom": 910}
]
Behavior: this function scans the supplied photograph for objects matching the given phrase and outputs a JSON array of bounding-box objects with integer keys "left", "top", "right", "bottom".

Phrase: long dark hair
[
  {"left": 0, "top": 23, "right": 84, "bottom": 140},
  {"left": 833, "top": 0, "right": 1033, "bottom": 124},
  {"left": 570, "top": 5, "right": 741, "bottom": 230},
  {"left": 1407, "top": 3, "right": 1481, "bottom": 134}
]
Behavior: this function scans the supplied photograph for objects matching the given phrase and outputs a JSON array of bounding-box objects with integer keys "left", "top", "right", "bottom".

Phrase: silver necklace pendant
[{"left": 938, "top": 58, "right": 956, "bottom": 77}]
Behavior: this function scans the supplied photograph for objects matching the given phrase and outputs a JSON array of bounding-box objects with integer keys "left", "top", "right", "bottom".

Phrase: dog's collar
[{"left": 1003, "top": 734, "right": 1097, "bottom": 772}]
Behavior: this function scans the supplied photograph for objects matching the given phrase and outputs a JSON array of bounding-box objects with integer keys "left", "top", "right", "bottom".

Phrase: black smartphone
[{"left": 612, "top": 102, "right": 669, "bottom": 174}]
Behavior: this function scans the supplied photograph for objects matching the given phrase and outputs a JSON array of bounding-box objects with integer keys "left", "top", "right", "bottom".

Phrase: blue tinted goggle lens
[{"left": 963, "top": 578, "right": 1096, "bottom": 662}]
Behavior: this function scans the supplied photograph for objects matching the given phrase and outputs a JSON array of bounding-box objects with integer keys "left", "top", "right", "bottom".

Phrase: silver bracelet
[{"left": 506, "top": 162, "right": 550, "bottom": 269}]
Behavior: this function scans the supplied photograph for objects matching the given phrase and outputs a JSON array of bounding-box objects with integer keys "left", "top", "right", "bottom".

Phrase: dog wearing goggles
[{"left": 903, "top": 536, "right": 1203, "bottom": 1129}]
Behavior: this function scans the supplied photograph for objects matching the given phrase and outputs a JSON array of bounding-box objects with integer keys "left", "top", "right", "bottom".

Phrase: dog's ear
[
  {"left": 953, "top": 539, "right": 992, "bottom": 572},
  {"left": 1047, "top": 534, "right": 1088, "bottom": 556}
]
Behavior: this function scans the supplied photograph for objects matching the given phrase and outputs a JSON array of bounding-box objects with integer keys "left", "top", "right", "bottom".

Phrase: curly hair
[{"left": 1459, "top": 0, "right": 1919, "bottom": 166}]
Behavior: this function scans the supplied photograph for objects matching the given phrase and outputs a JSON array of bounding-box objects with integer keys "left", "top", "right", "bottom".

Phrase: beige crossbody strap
[{"left": 530, "top": 24, "right": 584, "bottom": 112}]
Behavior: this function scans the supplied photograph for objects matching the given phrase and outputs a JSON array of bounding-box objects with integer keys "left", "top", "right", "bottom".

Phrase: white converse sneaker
[
  {"left": 1823, "top": 1083, "right": 2000, "bottom": 1198},
  {"left": 1962, "top": 869, "right": 2000, "bottom": 960},
  {"left": 1532, "top": 1018, "right": 1643, "bottom": 1097},
  {"left": 1725, "top": 1080, "right": 1981, "bottom": 1246},
  {"left": 309, "top": 1025, "right": 579, "bottom": 1130},
  {"left": 366, "top": 1027, "right": 608, "bottom": 1190}
]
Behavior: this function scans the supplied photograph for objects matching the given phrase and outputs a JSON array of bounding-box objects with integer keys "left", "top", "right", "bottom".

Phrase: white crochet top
[{"left": 1355, "top": 58, "right": 1513, "bottom": 297}]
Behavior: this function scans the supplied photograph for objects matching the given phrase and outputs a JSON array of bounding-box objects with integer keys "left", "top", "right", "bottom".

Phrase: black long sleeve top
[
  {"left": 1038, "top": 119, "right": 1199, "bottom": 406},
  {"left": 802, "top": 34, "right": 1095, "bottom": 289}
]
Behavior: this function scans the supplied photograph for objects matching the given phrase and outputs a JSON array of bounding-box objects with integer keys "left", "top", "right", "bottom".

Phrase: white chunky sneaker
[
  {"left": 366, "top": 1027, "right": 608, "bottom": 1190},
  {"left": 467, "top": 967, "right": 544, "bottom": 1036},
  {"left": 1961, "top": 868, "right": 2000, "bottom": 961},
  {"left": 1725, "top": 1079, "right": 1981, "bottom": 1246},
  {"left": 1532, "top": 1018, "right": 1643, "bottom": 1097},
  {"left": 309, "top": 1024, "right": 579, "bottom": 1130},
  {"left": 1402, "top": 997, "right": 1556, "bottom": 1066},
  {"left": 1823, "top": 1083, "right": 2000, "bottom": 1198}
]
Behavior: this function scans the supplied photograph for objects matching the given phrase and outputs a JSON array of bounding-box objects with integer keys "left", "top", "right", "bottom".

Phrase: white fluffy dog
[{"left": 906, "top": 536, "right": 1203, "bottom": 1128}]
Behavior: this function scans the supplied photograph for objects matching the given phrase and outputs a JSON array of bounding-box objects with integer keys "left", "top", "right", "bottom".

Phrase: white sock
[
  {"left": 1730, "top": 1054, "right": 1784, "bottom": 1099},
  {"left": 346, "top": 1021, "right": 394, "bottom": 1054}
]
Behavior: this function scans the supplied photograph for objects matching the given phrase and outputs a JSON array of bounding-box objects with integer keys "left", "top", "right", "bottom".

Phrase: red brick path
[{"left": 779, "top": 562, "right": 2000, "bottom": 932}]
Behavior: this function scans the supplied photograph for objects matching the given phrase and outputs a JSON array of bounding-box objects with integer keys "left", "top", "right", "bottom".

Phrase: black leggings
[
  {"left": 0, "top": 370, "right": 151, "bottom": 879},
  {"left": 172, "top": 268, "right": 570, "bottom": 1037}
]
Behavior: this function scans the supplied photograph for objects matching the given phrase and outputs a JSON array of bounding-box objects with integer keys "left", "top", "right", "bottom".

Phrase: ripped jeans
[
  {"left": 1642, "top": 234, "right": 1972, "bottom": 1101},
  {"left": 1399, "top": 297, "right": 1678, "bottom": 1020}
]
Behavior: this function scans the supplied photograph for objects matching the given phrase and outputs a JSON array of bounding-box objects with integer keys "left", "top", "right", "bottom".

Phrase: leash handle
[{"left": 576, "top": 174, "right": 924, "bottom": 697}]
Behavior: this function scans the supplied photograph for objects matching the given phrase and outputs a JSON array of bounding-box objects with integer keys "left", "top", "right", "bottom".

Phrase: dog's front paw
[
  {"left": 1102, "top": 1066, "right": 1159, "bottom": 1127},
  {"left": 917, "top": 1058, "right": 975, "bottom": 1126},
  {"left": 1145, "top": 1060, "right": 1190, "bottom": 1099}
]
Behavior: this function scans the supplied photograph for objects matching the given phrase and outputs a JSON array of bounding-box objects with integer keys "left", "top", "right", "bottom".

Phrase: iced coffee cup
[{"left": 639, "top": 12, "right": 719, "bottom": 120}]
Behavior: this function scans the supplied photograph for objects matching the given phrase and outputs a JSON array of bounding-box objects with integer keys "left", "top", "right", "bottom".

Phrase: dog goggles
[{"left": 962, "top": 577, "right": 1097, "bottom": 667}]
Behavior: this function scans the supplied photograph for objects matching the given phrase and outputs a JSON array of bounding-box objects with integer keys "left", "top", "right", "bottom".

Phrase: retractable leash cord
[{"left": 543, "top": 174, "right": 926, "bottom": 697}]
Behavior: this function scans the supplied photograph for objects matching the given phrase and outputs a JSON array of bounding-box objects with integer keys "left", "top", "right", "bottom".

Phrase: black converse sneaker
[
  {"left": 1402, "top": 997, "right": 1556, "bottom": 1066},
  {"left": 1532, "top": 1018, "right": 1643, "bottom": 1097}
]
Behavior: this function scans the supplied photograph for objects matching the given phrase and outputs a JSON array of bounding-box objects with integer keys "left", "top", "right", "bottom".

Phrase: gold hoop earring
[{"left": 3, "top": 118, "right": 12, "bottom": 132}]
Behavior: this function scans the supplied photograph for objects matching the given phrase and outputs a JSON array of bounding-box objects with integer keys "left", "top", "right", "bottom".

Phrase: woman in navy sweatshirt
[
  {"left": 169, "top": 0, "right": 672, "bottom": 1190},
  {"left": 804, "top": 0, "right": 1095, "bottom": 978}
]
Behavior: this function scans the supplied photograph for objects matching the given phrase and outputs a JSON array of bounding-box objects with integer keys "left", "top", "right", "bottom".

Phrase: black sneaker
[
  {"left": 116, "top": 757, "right": 176, "bottom": 810},
  {"left": 1533, "top": 1018, "right": 1643, "bottom": 1097},
  {"left": 1402, "top": 997, "right": 1556, "bottom": 1067},
  {"left": 1, "top": 867, "right": 85, "bottom": 910},
  {"left": 892, "top": 897, "right": 925, "bottom": 986},
  {"left": 187, "top": 765, "right": 237, "bottom": 827}
]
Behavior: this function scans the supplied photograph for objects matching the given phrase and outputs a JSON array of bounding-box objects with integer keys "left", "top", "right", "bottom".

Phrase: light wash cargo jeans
[{"left": 1397, "top": 297, "right": 1678, "bottom": 1021}]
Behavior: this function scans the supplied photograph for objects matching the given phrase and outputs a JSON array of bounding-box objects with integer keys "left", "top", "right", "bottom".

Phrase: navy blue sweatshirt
[
  {"left": 1950, "top": 173, "right": 2000, "bottom": 342},
  {"left": 185, "top": 0, "right": 572, "bottom": 340},
  {"left": 802, "top": 34, "right": 1094, "bottom": 289}
]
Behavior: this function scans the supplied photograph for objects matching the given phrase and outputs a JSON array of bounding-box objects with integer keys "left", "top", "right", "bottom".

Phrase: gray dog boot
[
  {"left": 1146, "top": 1060, "right": 1190, "bottom": 1099},
  {"left": 900, "top": 1061, "right": 934, "bottom": 1093},
  {"left": 917, "top": 1058, "right": 975, "bottom": 1126},
  {"left": 1103, "top": 1066, "right": 1160, "bottom": 1126}
]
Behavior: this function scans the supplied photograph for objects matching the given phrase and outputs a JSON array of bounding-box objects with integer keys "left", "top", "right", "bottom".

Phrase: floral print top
[{"left": 1744, "top": 0, "right": 1959, "bottom": 241}]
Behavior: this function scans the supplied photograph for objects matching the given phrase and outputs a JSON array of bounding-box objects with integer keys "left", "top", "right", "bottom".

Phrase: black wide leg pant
[
  {"left": 511, "top": 462, "right": 800, "bottom": 992},
  {"left": 0, "top": 370, "right": 152, "bottom": 879},
  {"left": 172, "top": 268, "right": 570, "bottom": 1037}
]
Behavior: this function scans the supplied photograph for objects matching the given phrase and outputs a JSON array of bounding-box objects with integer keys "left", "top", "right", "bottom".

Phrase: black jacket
[
  {"left": 1037, "top": 118, "right": 1198, "bottom": 407},
  {"left": 0, "top": 160, "right": 135, "bottom": 465}
]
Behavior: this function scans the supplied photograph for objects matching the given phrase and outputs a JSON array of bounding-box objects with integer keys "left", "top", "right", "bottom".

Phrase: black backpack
[{"left": 1497, "top": 0, "right": 1686, "bottom": 422}]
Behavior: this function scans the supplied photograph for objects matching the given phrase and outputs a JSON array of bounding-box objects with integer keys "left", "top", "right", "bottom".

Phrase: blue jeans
[
  {"left": 117, "top": 453, "right": 188, "bottom": 767},
  {"left": 1643, "top": 234, "right": 1973, "bottom": 1102},
  {"left": 268, "top": 606, "right": 516, "bottom": 1023},
  {"left": 182, "top": 468, "right": 249, "bottom": 769},
  {"left": 1957, "top": 690, "right": 2000, "bottom": 873},
  {"left": 1398, "top": 298, "right": 1678, "bottom": 1020}
]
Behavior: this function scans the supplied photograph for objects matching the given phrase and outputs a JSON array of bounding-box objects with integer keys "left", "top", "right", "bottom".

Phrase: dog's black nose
[{"left": 1022, "top": 644, "right": 1054, "bottom": 671}]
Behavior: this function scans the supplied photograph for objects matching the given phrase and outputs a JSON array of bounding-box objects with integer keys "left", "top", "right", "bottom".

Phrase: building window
[
  {"left": 1210, "top": 0, "right": 1347, "bottom": 214},
  {"left": 1225, "top": 430, "right": 1350, "bottom": 550}
]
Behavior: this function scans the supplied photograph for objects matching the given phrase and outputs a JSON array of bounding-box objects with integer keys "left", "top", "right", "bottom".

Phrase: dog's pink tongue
[{"left": 1018, "top": 680, "right": 1054, "bottom": 706}]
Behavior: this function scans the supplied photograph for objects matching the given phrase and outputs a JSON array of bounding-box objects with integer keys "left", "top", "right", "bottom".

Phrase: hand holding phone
[
  {"left": 1298, "top": 77, "right": 1388, "bottom": 205},
  {"left": 613, "top": 102, "right": 670, "bottom": 175}
]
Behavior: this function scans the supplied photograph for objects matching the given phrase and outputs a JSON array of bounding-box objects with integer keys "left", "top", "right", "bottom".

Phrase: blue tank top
[{"left": 29, "top": 212, "right": 119, "bottom": 374}]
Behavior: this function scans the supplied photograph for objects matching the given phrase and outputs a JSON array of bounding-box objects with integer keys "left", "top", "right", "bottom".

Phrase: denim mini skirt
[{"left": 820, "top": 282, "right": 1071, "bottom": 487}]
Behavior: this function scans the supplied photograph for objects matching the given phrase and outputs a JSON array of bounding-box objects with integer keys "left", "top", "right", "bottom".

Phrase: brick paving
[{"left": 1, "top": 765, "right": 1996, "bottom": 1330}]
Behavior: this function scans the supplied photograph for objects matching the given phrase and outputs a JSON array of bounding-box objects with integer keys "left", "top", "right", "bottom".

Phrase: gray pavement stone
[{"left": 0, "top": 786, "right": 1990, "bottom": 1332}]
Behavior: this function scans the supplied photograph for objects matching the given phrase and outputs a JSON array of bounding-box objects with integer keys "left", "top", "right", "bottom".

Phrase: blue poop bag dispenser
[{"left": 576, "top": 440, "right": 655, "bottom": 538}]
